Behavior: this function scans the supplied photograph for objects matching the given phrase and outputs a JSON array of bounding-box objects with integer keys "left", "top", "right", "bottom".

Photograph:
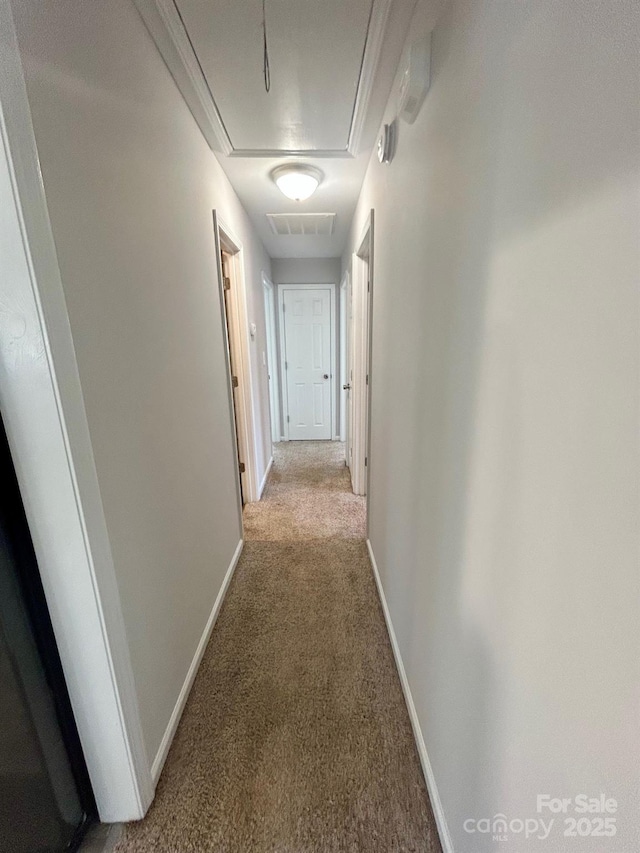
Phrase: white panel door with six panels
[{"left": 283, "top": 288, "right": 332, "bottom": 440}]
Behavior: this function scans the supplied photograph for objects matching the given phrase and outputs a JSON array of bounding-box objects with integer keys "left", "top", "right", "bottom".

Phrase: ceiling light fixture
[{"left": 271, "top": 164, "right": 323, "bottom": 201}]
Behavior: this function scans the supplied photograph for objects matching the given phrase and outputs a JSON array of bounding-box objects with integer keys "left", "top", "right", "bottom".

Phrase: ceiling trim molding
[
  {"left": 347, "top": 0, "right": 393, "bottom": 156},
  {"left": 229, "top": 149, "right": 354, "bottom": 160},
  {"left": 134, "top": 0, "right": 391, "bottom": 159},
  {"left": 133, "top": 0, "right": 233, "bottom": 155}
]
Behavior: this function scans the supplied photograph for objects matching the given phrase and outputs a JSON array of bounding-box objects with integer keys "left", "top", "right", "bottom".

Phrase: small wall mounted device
[
  {"left": 377, "top": 121, "right": 396, "bottom": 164},
  {"left": 398, "top": 34, "right": 431, "bottom": 124}
]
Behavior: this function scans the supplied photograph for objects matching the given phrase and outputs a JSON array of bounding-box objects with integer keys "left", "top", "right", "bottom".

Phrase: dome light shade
[{"left": 272, "top": 164, "right": 323, "bottom": 201}]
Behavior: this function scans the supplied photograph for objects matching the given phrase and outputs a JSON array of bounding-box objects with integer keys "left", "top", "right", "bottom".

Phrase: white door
[{"left": 282, "top": 287, "right": 332, "bottom": 440}]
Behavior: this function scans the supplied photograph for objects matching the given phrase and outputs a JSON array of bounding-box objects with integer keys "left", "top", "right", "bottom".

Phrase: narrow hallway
[{"left": 115, "top": 443, "right": 440, "bottom": 852}]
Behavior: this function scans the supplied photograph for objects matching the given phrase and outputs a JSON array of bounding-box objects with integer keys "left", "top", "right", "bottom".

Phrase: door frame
[
  {"left": 339, "top": 271, "right": 349, "bottom": 443},
  {"left": 278, "top": 283, "right": 337, "bottom": 442},
  {"left": 261, "top": 272, "right": 281, "bottom": 443},
  {"left": 350, "top": 212, "right": 374, "bottom": 498},
  {"left": 213, "top": 213, "right": 260, "bottom": 504}
]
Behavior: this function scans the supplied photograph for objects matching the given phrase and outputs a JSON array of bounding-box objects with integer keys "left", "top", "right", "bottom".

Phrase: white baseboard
[
  {"left": 366, "top": 539, "right": 455, "bottom": 853},
  {"left": 150, "top": 538, "right": 244, "bottom": 784},
  {"left": 258, "top": 456, "right": 274, "bottom": 498}
]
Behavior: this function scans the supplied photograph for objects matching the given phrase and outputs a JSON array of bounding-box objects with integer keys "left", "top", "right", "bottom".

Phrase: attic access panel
[{"left": 174, "top": 0, "right": 373, "bottom": 151}]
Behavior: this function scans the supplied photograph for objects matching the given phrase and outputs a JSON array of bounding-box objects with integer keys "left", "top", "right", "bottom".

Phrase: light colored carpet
[{"left": 115, "top": 441, "right": 441, "bottom": 853}]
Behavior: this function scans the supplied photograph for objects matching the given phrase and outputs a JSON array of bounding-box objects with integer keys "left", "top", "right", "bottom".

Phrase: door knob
[
  {"left": 323, "top": 374, "right": 329, "bottom": 379},
  {"left": 343, "top": 383, "right": 351, "bottom": 390}
]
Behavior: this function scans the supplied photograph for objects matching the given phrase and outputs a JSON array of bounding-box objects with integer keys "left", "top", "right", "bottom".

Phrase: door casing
[
  {"left": 213, "top": 212, "right": 259, "bottom": 505},
  {"left": 339, "top": 270, "right": 349, "bottom": 444},
  {"left": 348, "top": 212, "right": 374, "bottom": 502}
]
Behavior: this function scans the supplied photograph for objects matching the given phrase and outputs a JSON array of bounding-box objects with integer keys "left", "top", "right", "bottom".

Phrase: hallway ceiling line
[{"left": 134, "top": 0, "right": 392, "bottom": 159}]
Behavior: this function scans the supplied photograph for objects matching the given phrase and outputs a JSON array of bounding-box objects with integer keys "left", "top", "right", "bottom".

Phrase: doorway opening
[
  {"left": 346, "top": 212, "right": 374, "bottom": 502},
  {"left": 214, "top": 213, "right": 258, "bottom": 506},
  {"left": 262, "top": 273, "right": 281, "bottom": 444},
  {"left": 278, "top": 284, "right": 337, "bottom": 441},
  {"left": 0, "top": 413, "right": 96, "bottom": 852}
]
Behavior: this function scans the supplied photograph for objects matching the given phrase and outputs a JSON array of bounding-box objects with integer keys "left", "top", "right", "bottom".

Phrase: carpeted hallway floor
[{"left": 115, "top": 441, "right": 441, "bottom": 853}]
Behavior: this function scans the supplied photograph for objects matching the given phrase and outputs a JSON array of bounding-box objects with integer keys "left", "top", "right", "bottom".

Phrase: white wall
[
  {"left": 9, "top": 0, "right": 272, "bottom": 791},
  {"left": 271, "top": 257, "right": 342, "bottom": 286},
  {"left": 0, "top": 12, "right": 151, "bottom": 814},
  {"left": 345, "top": 1, "right": 640, "bottom": 851}
]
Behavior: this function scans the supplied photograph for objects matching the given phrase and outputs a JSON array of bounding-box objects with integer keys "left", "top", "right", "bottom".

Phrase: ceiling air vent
[{"left": 266, "top": 213, "right": 336, "bottom": 237}]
